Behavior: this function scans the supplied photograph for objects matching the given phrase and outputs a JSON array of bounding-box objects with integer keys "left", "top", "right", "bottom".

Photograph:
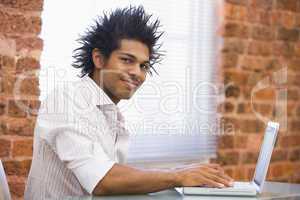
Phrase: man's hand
[
  {"left": 174, "top": 164, "right": 234, "bottom": 188},
  {"left": 93, "top": 163, "right": 234, "bottom": 196}
]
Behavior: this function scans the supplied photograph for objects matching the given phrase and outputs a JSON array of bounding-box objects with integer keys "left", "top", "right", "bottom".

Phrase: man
[{"left": 25, "top": 6, "right": 233, "bottom": 199}]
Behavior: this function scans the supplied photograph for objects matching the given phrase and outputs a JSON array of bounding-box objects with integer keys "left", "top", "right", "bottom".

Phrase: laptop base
[{"left": 182, "top": 182, "right": 257, "bottom": 196}]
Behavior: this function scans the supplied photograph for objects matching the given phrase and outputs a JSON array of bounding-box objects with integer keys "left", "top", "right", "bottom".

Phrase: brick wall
[
  {"left": 0, "top": 0, "right": 43, "bottom": 199},
  {"left": 217, "top": 0, "right": 300, "bottom": 183}
]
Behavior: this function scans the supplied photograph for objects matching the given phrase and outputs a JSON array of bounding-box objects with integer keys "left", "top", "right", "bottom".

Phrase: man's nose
[{"left": 128, "top": 64, "right": 142, "bottom": 76}]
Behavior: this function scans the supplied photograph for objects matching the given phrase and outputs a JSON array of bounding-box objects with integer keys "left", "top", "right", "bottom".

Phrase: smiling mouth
[{"left": 122, "top": 79, "right": 139, "bottom": 90}]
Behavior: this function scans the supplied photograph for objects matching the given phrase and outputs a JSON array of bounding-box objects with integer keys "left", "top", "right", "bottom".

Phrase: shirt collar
[{"left": 81, "top": 75, "right": 114, "bottom": 106}]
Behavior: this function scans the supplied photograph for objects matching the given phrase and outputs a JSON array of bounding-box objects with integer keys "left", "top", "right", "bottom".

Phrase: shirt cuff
[{"left": 72, "top": 158, "right": 116, "bottom": 194}]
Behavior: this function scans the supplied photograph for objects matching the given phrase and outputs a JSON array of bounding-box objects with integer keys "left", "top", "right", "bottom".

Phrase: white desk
[{"left": 63, "top": 182, "right": 300, "bottom": 200}]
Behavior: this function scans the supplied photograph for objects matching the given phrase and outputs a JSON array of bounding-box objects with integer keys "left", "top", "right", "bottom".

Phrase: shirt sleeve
[
  {"left": 55, "top": 131, "right": 116, "bottom": 194},
  {"left": 38, "top": 86, "right": 116, "bottom": 194}
]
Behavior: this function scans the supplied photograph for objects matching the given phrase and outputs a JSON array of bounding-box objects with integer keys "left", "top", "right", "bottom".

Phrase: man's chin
[{"left": 118, "top": 90, "right": 136, "bottom": 100}]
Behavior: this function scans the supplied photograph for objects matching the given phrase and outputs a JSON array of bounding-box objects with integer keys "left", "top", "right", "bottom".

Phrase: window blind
[{"left": 41, "top": 0, "right": 219, "bottom": 167}]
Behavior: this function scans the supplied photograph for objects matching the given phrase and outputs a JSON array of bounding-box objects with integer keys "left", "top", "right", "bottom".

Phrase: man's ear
[{"left": 92, "top": 48, "right": 105, "bottom": 69}]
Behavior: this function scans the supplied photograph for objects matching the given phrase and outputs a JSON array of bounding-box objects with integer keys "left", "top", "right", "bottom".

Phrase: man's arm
[{"left": 92, "top": 163, "right": 233, "bottom": 196}]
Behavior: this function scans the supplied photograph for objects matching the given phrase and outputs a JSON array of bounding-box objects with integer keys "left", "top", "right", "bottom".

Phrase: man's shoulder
[{"left": 40, "top": 78, "right": 91, "bottom": 115}]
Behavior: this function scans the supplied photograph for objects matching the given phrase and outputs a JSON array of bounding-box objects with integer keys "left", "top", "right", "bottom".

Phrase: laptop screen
[{"left": 253, "top": 122, "right": 279, "bottom": 191}]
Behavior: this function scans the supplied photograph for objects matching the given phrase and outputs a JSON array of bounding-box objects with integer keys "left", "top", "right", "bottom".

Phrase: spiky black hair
[{"left": 72, "top": 5, "right": 164, "bottom": 77}]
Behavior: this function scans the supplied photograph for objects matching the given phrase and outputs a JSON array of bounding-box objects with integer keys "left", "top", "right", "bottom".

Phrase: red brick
[
  {"left": 28, "top": 100, "right": 40, "bottom": 116},
  {"left": 279, "top": 135, "right": 300, "bottom": 147},
  {"left": 264, "top": 58, "right": 282, "bottom": 71},
  {"left": 257, "top": 10, "right": 272, "bottom": 25},
  {"left": 246, "top": 8, "right": 259, "bottom": 24},
  {"left": 224, "top": 101, "right": 235, "bottom": 113},
  {"left": 252, "top": 25, "right": 275, "bottom": 41},
  {"left": 3, "top": 159, "right": 31, "bottom": 176},
  {"left": 240, "top": 56, "right": 270, "bottom": 72},
  {"left": 296, "top": 105, "right": 300, "bottom": 117},
  {"left": 3, "top": 117, "right": 35, "bottom": 136},
  {"left": 0, "top": 55, "right": 15, "bottom": 71},
  {"left": 16, "top": 57, "right": 40, "bottom": 73},
  {"left": 220, "top": 117, "right": 239, "bottom": 135},
  {"left": 224, "top": 3, "right": 247, "bottom": 21},
  {"left": 272, "top": 11, "right": 296, "bottom": 28},
  {"left": 8, "top": 100, "right": 28, "bottom": 117},
  {"left": 237, "top": 102, "right": 251, "bottom": 114},
  {"left": 277, "top": 27, "right": 299, "bottom": 41},
  {"left": 269, "top": 163, "right": 285, "bottom": 177},
  {"left": 253, "top": 88, "right": 276, "bottom": 101},
  {"left": 219, "top": 0, "right": 300, "bottom": 182},
  {"left": 246, "top": 72, "right": 265, "bottom": 86},
  {"left": 288, "top": 58, "right": 300, "bottom": 72},
  {"left": 16, "top": 37, "right": 43, "bottom": 52},
  {"left": 271, "top": 149, "right": 288, "bottom": 162},
  {"left": 259, "top": 103, "right": 273, "bottom": 116},
  {"left": 218, "top": 135, "right": 234, "bottom": 149},
  {"left": 294, "top": 42, "right": 300, "bottom": 57},
  {"left": 250, "top": 0, "right": 273, "bottom": 10},
  {"left": 0, "top": 97, "right": 6, "bottom": 115},
  {"left": 288, "top": 74, "right": 300, "bottom": 87},
  {"left": 224, "top": 71, "right": 248, "bottom": 85},
  {"left": 239, "top": 119, "right": 265, "bottom": 134},
  {"left": 1, "top": 73, "right": 15, "bottom": 94},
  {"left": 246, "top": 166, "right": 255, "bottom": 180},
  {"left": 225, "top": 85, "right": 240, "bottom": 98},
  {"left": 17, "top": 75, "right": 40, "bottom": 96},
  {"left": 0, "top": 10, "right": 41, "bottom": 35},
  {"left": 0, "top": 138, "right": 11, "bottom": 157},
  {"left": 296, "top": 14, "right": 300, "bottom": 27},
  {"left": 12, "top": 138, "right": 33, "bottom": 157},
  {"left": 283, "top": 163, "right": 295, "bottom": 177},
  {"left": 8, "top": 177, "right": 26, "bottom": 198},
  {"left": 241, "top": 86, "right": 253, "bottom": 100},
  {"left": 272, "top": 41, "right": 295, "bottom": 58},
  {"left": 222, "top": 39, "right": 245, "bottom": 54},
  {"left": 217, "top": 151, "right": 240, "bottom": 165},
  {"left": 0, "top": 37, "right": 16, "bottom": 58},
  {"left": 242, "top": 151, "right": 259, "bottom": 164},
  {"left": 290, "top": 120, "right": 300, "bottom": 132},
  {"left": 288, "top": 148, "right": 300, "bottom": 161},
  {"left": 247, "top": 9, "right": 272, "bottom": 25},
  {"left": 0, "top": 0, "right": 43, "bottom": 11},
  {"left": 218, "top": 101, "right": 235, "bottom": 113},
  {"left": 221, "top": 52, "right": 239, "bottom": 68},
  {"left": 234, "top": 135, "right": 248, "bottom": 148},
  {"left": 225, "top": 0, "right": 248, "bottom": 6},
  {"left": 222, "top": 22, "right": 250, "bottom": 38},
  {"left": 233, "top": 166, "right": 247, "bottom": 180},
  {"left": 224, "top": 166, "right": 234, "bottom": 178},
  {"left": 276, "top": 0, "right": 298, "bottom": 12},
  {"left": 248, "top": 41, "right": 272, "bottom": 56},
  {"left": 287, "top": 89, "right": 299, "bottom": 101},
  {"left": 291, "top": 172, "right": 300, "bottom": 183}
]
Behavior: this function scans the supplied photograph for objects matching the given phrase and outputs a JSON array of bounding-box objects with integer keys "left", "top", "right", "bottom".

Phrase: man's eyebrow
[{"left": 119, "top": 52, "right": 149, "bottom": 63}]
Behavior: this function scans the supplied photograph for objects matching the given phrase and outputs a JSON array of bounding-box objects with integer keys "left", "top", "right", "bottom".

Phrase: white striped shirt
[{"left": 24, "top": 75, "right": 129, "bottom": 200}]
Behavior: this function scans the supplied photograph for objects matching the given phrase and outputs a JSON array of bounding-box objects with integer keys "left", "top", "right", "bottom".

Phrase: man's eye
[
  {"left": 121, "top": 57, "right": 132, "bottom": 64},
  {"left": 140, "top": 64, "right": 151, "bottom": 71}
]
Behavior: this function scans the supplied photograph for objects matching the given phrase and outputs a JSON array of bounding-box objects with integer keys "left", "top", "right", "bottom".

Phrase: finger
[
  {"left": 201, "top": 166, "right": 226, "bottom": 177},
  {"left": 202, "top": 165, "right": 234, "bottom": 182},
  {"left": 198, "top": 176, "right": 226, "bottom": 188},
  {"left": 203, "top": 172, "right": 234, "bottom": 187}
]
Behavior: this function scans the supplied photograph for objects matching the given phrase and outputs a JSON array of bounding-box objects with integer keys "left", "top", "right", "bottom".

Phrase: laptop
[{"left": 181, "top": 121, "right": 280, "bottom": 197}]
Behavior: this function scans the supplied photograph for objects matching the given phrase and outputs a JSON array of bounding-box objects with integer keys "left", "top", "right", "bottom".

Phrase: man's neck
[{"left": 89, "top": 71, "right": 120, "bottom": 104}]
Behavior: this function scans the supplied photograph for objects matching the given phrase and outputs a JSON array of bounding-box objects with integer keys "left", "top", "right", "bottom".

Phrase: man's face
[{"left": 94, "top": 39, "right": 150, "bottom": 104}]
